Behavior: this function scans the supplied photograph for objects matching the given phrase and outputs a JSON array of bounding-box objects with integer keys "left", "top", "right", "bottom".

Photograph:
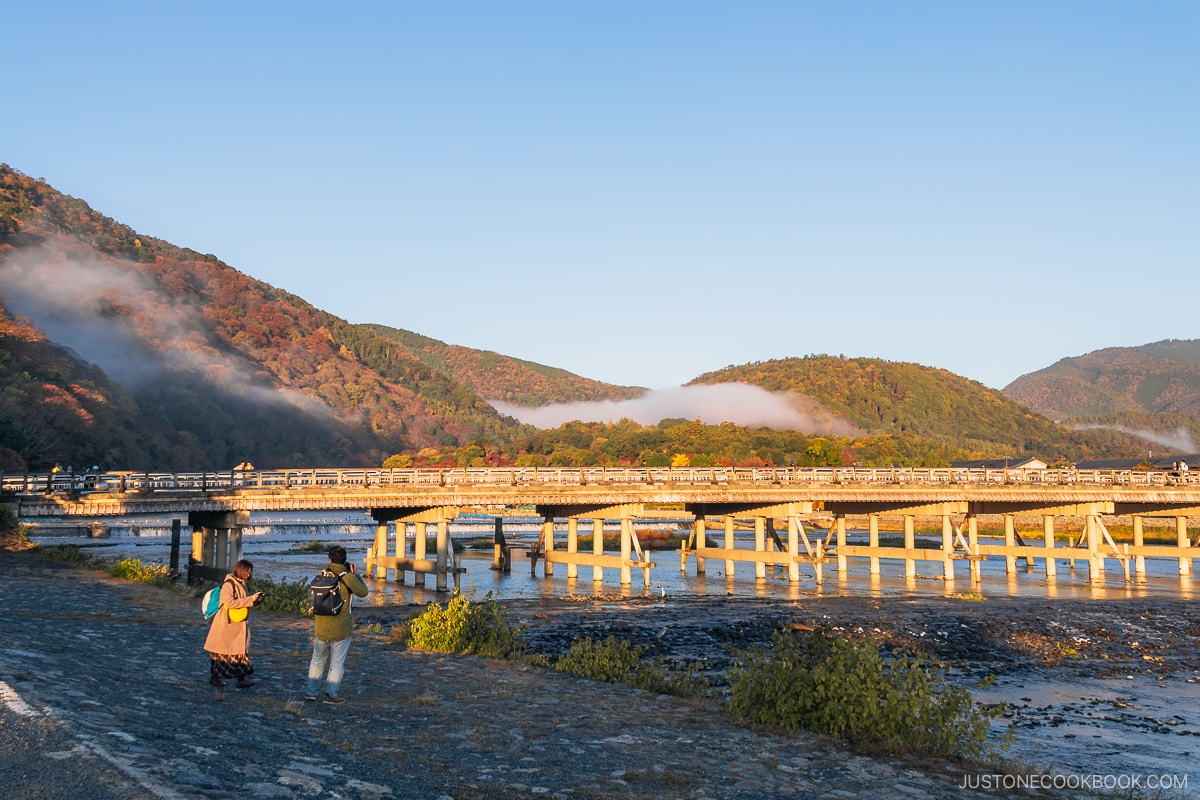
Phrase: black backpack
[{"left": 310, "top": 570, "right": 345, "bottom": 616}]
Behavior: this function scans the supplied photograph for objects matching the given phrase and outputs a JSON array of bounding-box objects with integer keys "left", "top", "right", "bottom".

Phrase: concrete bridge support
[
  {"left": 724, "top": 516, "right": 736, "bottom": 577},
  {"left": 589, "top": 518, "right": 603, "bottom": 582},
  {"left": 364, "top": 507, "right": 463, "bottom": 592},
  {"left": 414, "top": 522, "right": 427, "bottom": 586},
  {"left": 868, "top": 515, "right": 880, "bottom": 575},
  {"left": 529, "top": 504, "right": 653, "bottom": 588},
  {"left": 941, "top": 515, "right": 955, "bottom": 581},
  {"left": 566, "top": 518, "right": 578, "bottom": 579},
  {"left": 187, "top": 510, "right": 248, "bottom": 584},
  {"left": 1044, "top": 516, "right": 1057, "bottom": 578},
  {"left": 1178, "top": 517, "right": 1191, "bottom": 577},
  {"left": 968, "top": 515, "right": 981, "bottom": 582},
  {"left": 903, "top": 515, "right": 916, "bottom": 579},
  {"left": 836, "top": 516, "right": 847, "bottom": 574},
  {"left": 1132, "top": 516, "right": 1145, "bottom": 576}
]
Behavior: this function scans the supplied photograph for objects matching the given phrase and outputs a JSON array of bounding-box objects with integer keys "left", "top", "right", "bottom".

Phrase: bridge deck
[{"left": 6, "top": 467, "right": 1200, "bottom": 589}]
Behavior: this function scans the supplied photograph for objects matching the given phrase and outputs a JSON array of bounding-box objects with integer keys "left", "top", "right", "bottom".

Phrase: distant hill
[
  {"left": 0, "top": 164, "right": 526, "bottom": 470},
  {"left": 1003, "top": 340, "right": 1200, "bottom": 420},
  {"left": 691, "top": 356, "right": 1160, "bottom": 461},
  {"left": 363, "top": 324, "right": 644, "bottom": 407}
]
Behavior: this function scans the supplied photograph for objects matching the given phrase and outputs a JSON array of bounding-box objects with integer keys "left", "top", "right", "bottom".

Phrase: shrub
[
  {"left": 247, "top": 575, "right": 313, "bottom": 616},
  {"left": 38, "top": 544, "right": 93, "bottom": 566},
  {"left": 106, "top": 557, "right": 175, "bottom": 586},
  {"left": 403, "top": 592, "right": 526, "bottom": 658},
  {"left": 728, "top": 629, "right": 1010, "bottom": 761},
  {"left": 555, "top": 636, "right": 709, "bottom": 699}
]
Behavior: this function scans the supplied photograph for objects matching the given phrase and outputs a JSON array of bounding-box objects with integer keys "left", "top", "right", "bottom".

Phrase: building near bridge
[
  {"left": 1074, "top": 455, "right": 1199, "bottom": 470},
  {"left": 950, "top": 457, "right": 1048, "bottom": 470}
]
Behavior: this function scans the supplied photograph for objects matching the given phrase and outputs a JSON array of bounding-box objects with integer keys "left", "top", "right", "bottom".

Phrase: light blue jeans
[{"left": 306, "top": 636, "right": 352, "bottom": 698}]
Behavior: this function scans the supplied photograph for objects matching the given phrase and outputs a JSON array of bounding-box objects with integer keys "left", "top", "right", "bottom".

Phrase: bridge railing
[{"left": 2, "top": 466, "right": 1195, "bottom": 495}]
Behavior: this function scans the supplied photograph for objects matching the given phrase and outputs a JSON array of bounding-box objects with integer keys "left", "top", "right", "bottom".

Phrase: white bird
[{"left": 655, "top": 585, "right": 666, "bottom": 597}]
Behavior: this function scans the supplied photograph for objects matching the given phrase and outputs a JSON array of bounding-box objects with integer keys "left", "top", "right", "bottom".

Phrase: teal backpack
[{"left": 201, "top": 579, "right": 231, "bottom": 620}]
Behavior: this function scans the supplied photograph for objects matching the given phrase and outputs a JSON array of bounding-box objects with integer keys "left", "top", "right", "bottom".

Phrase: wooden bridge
[{"left": 6, "top": 466, "right": 1200, "bottom": 590}]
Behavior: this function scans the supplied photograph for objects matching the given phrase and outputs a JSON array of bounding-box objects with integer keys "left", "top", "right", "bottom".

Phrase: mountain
[
  {"left": 363, "top": 324, "right": 644, "bottom": 407},
  {"left": 1003, "top": 340, "right": 1200, "bottom": 420},
  {"left": 690, "top": 356, "right": 1161, "bottom": 461},
  {"left": 0, "top": 164, "right": 528, "bottom": 471},
  {"left": 0, "top": 165, "right": 1184, "bottom": 473}
]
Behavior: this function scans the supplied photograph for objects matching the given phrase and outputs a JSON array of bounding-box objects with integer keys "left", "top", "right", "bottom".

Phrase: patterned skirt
[{"left": 210, "top": 653, "right": 254, "bottom": 681}]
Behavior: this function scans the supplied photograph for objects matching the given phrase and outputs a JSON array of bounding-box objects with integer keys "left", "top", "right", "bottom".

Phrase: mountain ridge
[{"left": 0, "top": 164, "right": 1189, "bottom": 471}]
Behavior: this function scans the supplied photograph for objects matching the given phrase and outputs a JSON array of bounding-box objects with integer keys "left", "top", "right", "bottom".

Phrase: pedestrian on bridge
[{"left": 304, "top": 545, "right": 368, "bottom": 705}]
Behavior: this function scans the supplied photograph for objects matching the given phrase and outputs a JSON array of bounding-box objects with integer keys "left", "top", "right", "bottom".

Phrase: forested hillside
[
  {"left": 1004, "top": 340, "right": 1200, "bottom": 419},
  {"left": 0, "top": 164, "right": 525, "bottom": 471},
  {"left": 364, "top": 324, "right": 644, "bottom": 406},
  {"left": 0, "top": 165, "right": 1180, "bottom": 473},
  {"left": 691, "top": 356, "right": 1156, "bottom": 462}
]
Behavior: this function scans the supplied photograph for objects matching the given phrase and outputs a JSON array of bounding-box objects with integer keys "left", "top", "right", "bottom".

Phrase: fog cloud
[
  {"left": 493, "top": 383, "right": 863, "bottom": 435},
  {"left": 1069, "top": 424, "right": 1197, "bottom": 453},
  {"left": 0, "top": 245, "right": 326, "bottom": 415}
]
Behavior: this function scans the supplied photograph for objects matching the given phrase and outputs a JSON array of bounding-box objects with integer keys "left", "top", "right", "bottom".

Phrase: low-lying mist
[
  {"left": 1068, "top": 423, "right": 1197, "bottom": 453},
  {"left": 492, "top": 383, "right": 863, "bottom": 435},
  {"left": 0, "top": 245, "right": 328, "bottom": 416}
]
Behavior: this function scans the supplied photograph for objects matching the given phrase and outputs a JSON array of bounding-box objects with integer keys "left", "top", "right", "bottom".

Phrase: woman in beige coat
[{"left": 203, "top": 559, "right": 263, "bottom": 688}]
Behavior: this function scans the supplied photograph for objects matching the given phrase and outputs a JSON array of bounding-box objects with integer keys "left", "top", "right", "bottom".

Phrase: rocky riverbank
[{"left": 4, "top": 542, "right": 1197, "bottom": 798}]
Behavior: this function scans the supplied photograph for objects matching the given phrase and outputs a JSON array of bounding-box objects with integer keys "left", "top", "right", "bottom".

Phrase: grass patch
[{"left": 554, "top": 635, "right": 709, "bottom": 699}]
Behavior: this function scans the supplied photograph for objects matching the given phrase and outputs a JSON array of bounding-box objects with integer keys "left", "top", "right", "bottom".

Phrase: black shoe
[{"left": 209, "top": 677, "right": 224, "bottom": 687}]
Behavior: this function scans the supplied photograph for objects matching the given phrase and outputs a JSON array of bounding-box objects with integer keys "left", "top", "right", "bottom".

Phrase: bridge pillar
[
  {"left": 1178, "top": 517, "right": 1191, "bottom": 576},
  {"left": 1004, "top": 515, "right": 1017, "bottom": 574},
  {"left": 492, "top": 518, "right": 510, "bottom": 574},
  {"left": 724, "top": 516, "right": 736, "bottom": 577},
  {"left": 436, "top": 519, "right": 450, "bottom": 591},
  {"left": 787, "top": 515, "right": 800, "bottom": 583},
  {"left": 868, "top": 514, "right": 880, "bottom": 575},
  {"left": 903, "top": 515, "right": 915, "bottom": 579},
  {"left": 566, "top": 518, "right": 578, "bottom": 579},
  {"left": 397, "top": 522, "right": 409, "bottom": 582},
  {"left": 592, "top": 518, "right": 604, "bottom": 583},
  {"left": 754, "top": 517, "right": 767, "bottom": 580},
  {"left": 1132, "top": 516, "right": 1145, "bottom": 576},
  {"left": 414, "top": 522, "right": 427, "bottom": 587},
  {"left": 941, "top": 515, "right": 955, "bottom": 581},
  {"left": 836, "top": 516, "right": 847, "bottom": 574},
  {"left": 1043, "top": 516, "right": 1057, "bottom": 578},
  {"left": 968, "top": 515, "right": 981, "bottom": 582},
  {"left": 695, "top": 518, "right": 707, "bottom": 575},
  {"left": 187, "top": 511, "right": 248, "bottom": 584},
  {"left": 372, "top": 521, "right": 388, "bottom": 579},
  {"left": 620, "top": 517, "right": 632, "bottom": 586},
  {"left": 542, "top": 520, "right": 555, "bottom": 577},
  {"left": 1087, "top": 515, "right": 1103, "bottom": 582}
]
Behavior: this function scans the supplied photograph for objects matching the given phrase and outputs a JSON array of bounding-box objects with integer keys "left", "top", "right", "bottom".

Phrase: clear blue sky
[{"left": 6, "top": 2, "right": 1197, "bottom": 391}]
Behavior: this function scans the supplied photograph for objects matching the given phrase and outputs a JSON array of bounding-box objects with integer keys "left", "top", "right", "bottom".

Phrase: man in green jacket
[{"left": 304, "top": 545, "right": 369, "bottom": 705}]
